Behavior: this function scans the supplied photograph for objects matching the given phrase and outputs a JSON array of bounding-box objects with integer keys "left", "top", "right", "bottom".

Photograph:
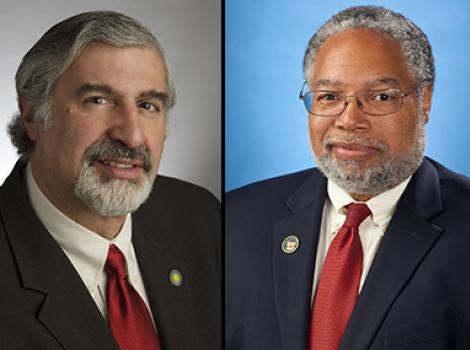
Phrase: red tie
[
  {"left": 105, "top": 244, "right": 161, "bottom": 350},
  {"left": 309, "top": 203, "right": 371, "bottom": 350}
]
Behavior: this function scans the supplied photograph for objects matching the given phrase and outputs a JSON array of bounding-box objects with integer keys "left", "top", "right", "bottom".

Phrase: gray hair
[
  {"left": 303, "top": 6, "right": 435, "bottom": 88},
  {"left": 9, "top": 10, "right": 176, "bottom": 160}
]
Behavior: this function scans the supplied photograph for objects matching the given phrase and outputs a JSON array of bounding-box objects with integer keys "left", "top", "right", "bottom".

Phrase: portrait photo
[
  {"left": 226, "top": 1, "right": 470, "bottom": 349},
  {"left": 0, "top": 0, "right": 221, "bottom": 349}
]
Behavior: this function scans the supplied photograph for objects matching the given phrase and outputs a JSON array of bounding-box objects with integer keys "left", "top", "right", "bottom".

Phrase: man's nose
[
  {"left": 334, "top": 97, "right": 370, "bottom": 131},
  {"left": 107, "top": 104, "right": 145, "bottom": 149}
]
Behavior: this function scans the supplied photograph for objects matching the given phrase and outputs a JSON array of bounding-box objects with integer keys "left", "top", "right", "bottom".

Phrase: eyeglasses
[{"left": 299, "top": 82, "right": 420, "bottom": 117}]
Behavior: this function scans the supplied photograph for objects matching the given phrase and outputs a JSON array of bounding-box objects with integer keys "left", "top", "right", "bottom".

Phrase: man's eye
[
  {"left": 139, "top": 101, "right": 161, "bottom": 112},
  {"left": 316, "top": 93, "right": 340, "bottom": 103},
  {"left": 372, "top": 92, "right": 395, "bottom": 102},
  {"left": 84, "top": 96, "right": 109, "bottom": 105}
]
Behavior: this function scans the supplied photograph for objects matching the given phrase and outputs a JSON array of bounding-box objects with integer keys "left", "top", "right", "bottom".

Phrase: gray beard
[
  {"left": 74, "top": 139, "right": 154, "bottom": 217},
  {"left": 75, "top": 165, "right": 153, "bottom": 217},
  {"left": 315, "top": 120, "right": 425, "bottom": 196}
]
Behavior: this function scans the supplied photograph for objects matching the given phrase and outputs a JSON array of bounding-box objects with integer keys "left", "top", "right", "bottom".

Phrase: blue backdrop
[{"left": 225, "top": 0, "right": 470, "bottom": 191}]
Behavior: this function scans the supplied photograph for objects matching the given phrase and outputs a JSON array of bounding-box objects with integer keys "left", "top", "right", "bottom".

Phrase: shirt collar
[
  {"left": 327, "top": 176, "right": 411, "bottom": 232},
  {"left": 25, "top": 162, "right": 134, "bottom": 288}
]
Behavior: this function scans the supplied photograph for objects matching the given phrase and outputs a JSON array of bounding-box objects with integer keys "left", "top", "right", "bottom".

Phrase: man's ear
[
  {"left": 420, "top": 84, "right": 432, "bottom": 124},
  {"left": 19, "top": 97, "right": 41, "bottom": 141}
]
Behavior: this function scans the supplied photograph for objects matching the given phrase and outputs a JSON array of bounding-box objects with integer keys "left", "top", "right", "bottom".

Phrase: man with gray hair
[
  {"left": 0, "top": 11, "right": 220, "bottom": 350},
  {"left": 226, "top": 6, "right": 470, "bottom": 349}
]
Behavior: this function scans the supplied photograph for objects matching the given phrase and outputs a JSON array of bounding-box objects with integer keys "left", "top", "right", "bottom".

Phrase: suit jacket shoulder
[
  {"left": 226, "top": 168, "right": 324, "bottom": 226},
  {"left": 227, "top": 168, "right": 317, "bottom": 204},
  {"left": 135, "top": 174, "right": 221, "bottom": 274},
  {"left": 141, "top": 174, "right": 220, "bottom": 223},
  {"left": 428, "top": 157, "right": 470, "bottom": 199}
]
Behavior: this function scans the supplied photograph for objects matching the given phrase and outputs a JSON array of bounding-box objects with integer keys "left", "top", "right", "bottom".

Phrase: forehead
[
  {"left": 311, "top": 28, "right": 414, "bottom": 89},
  {"left": 57, "top": 43, "right": 167, "bottom": 93}
]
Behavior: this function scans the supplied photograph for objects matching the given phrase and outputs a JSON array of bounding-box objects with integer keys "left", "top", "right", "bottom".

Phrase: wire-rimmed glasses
[{"left": 299, "top": 82, "right": 420, "bottom": 117}]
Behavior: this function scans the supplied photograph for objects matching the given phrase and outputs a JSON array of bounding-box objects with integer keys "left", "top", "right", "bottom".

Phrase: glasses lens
[
  {"left": 303, "top": 92, "right": 313, "bottom": 113},
  {"left": 361, "top": 90, "right": 402, "bottom": 115},
  {"left": 310, "top": 92, "right": 344, "bottom": 116}
]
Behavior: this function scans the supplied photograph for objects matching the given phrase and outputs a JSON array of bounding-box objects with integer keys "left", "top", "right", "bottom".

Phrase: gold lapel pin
[
  {"left": 281, "top": 235, "right": 300, "bottom": 254},
  {"left": 169, "top": 269, "right": 183, "bottom": 287}
]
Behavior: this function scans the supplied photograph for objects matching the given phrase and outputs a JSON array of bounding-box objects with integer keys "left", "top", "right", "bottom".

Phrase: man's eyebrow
[
  {"left": 76, "top": 83, "right": 116, "bottom": 96},
  {"left": 364, "top": 78, "right": 401, "bottom": 88},
  {"left": 139, "top": 90, "right": 169, "bottom": 103},
  {"left": 312, "top": 79, "right": 343, "bottom": 89},
  {"left": 312, "top": 78, "right": 403, "bottom": 90}
]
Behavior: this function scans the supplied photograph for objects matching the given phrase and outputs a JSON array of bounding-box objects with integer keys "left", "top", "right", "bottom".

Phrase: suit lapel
[
  {"left": 133, "top": 224, "right": 199, "bottom": 350},
  {"left": 272, "top": 171, "right": 327, "bottom": 350},
  {"left": 0, "top": 162, "right": 119, "bottom": 350},
  {"left": 340, "top": 159, "right": 444, "bottom": 349},
  {"left": 37, "top": 268, "right": 119, "bottom": 350}
]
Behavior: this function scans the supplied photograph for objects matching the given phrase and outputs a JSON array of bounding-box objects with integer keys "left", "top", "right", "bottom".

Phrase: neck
[
  {"left": 349, "top": 192, "right": 377, "bottom": 202},
  {"left": 65, "top": 210, "right": 126, "bottom": 240}
]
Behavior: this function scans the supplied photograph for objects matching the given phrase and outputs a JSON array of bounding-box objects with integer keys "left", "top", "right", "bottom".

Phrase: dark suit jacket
[
  {"left": 0, "top": 161, "right": 220, "bottom": 350},
  {"left": 226, "top": 157, "right": 470, "bottom": 349}
]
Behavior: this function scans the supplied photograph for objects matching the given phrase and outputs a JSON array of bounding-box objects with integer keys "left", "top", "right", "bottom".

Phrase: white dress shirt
[
  {"left": 26, "top": 163, "right": 153, "bottom": 321},
  {"left": 312, "top": 177, "right": 412, "bottom": 298}
]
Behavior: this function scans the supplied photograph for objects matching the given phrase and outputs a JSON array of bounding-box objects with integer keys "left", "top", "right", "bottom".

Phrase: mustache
[
  {"left": 322, "top": 135, "right": 389, "bottom": 152},
  {"left": 84, "top": 139, "right": 152, "bottom": 172}
]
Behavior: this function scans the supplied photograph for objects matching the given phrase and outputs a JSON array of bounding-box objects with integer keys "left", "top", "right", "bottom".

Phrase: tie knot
[
  {"left": 344, "top": 203, "right": 371, "bottom": 228},
  {"left": 105, "top": 244, "right": 127, "bottom": 278}
]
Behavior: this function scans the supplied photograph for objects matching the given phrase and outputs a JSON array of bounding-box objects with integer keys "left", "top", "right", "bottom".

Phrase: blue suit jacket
[{"left": 225, "top": 157, "right": 470, "bottom": 349}]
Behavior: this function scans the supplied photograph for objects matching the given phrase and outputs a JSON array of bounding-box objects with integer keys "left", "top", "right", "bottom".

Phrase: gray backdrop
[{"left": 0, "top": 0, "right": 221, "bottom": 199}]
